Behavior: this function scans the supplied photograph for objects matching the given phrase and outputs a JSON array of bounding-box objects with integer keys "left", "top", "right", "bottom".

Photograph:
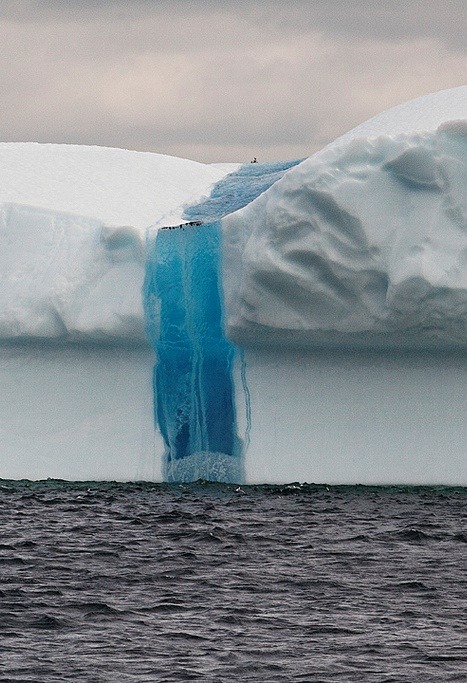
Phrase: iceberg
[
  {"left": 0, "top": 145, "right": 228, "bottom": 480},
  {"left": 0, "top": 87, "right": 466, "bottom": 484}
]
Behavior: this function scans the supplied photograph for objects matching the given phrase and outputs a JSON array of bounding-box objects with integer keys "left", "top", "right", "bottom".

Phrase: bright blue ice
[
  {"left": 145, "top": 221, "right": 243, "bottom": 483},
  {"left": 144, "top": 159, "right": 303, "bottom": 483},
  {"left": 184, "top": 159, "right": 303, "bottom": 223}
]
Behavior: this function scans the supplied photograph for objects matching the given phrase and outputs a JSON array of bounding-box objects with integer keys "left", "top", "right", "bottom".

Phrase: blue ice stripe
[{"left": 144, "top": 158, "right": 303, "bottom": 483}]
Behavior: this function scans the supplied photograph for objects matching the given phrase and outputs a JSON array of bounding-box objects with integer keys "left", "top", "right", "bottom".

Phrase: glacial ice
[
  {"left": 144, "top": 161, "right": 302, "bottom": 482},
  {"left": 0, "top": 87, "right": 466, "bottom": 484},
  {"left": 222, "top": 90, "right": 467, "bottom": 350}
]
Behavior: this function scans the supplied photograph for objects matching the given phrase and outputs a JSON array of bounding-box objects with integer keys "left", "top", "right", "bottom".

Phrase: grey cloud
[
  {"left": 0, "top": 1, "right": 465, "bottom": 163},
  {"left": 1, "top": 1, "right": 465, "bottom": 49},
  {"left": 250, "top": 1, "right": 466, "bottom": 50}
]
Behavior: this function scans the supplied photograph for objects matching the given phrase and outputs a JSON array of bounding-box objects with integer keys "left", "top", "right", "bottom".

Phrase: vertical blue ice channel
[
  {"left": 144, "top": 160, "right": 304, "bottom": 483},
  {"left": 144, "top": 221, "right": 244, "bottom": 483}
]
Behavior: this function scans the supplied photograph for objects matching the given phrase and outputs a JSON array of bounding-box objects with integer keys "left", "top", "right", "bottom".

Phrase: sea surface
[{"left": 0, "top": 481, "right": 466, "bottom": 682}]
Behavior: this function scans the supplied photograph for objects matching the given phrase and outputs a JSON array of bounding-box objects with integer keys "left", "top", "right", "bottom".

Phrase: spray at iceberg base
[{"left": 143, "top": 161, "right": 301, "bottom": 483}]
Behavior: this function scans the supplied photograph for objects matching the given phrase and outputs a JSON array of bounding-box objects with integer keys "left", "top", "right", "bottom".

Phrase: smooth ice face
[
  {"left": 222, "top": 118, "right": 467, "bottom": 349},
  {"left": 0, "top": 344, "right": 157, "bottom": 481},
  {"left": 242, "top": 348, "right": 467, "bottom": 486}
]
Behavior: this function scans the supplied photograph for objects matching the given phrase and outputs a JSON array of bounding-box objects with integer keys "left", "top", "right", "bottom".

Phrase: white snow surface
[
  {"left": 222, "top": 87, "right": 467, "bottom": 349},
  {"left": 0, "top": 143, "right": 225, "bottom": 229},
  {"left": 332, "top": 86, "right": 467, "bottom": 145},
  {"left": 0, "top": 144, "right": 227, "bottom": 342}
]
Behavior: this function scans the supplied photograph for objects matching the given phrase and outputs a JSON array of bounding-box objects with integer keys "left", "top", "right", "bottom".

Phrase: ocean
[{"left": 0, "top": 480, "right": 466, "bottom": 682}]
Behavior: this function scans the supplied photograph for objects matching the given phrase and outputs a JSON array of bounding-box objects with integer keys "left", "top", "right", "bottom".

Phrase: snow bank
[
  {"left": 0, "top": 143, "right": 226, "bottom": 229},
  {"left": 0, "top": 144, "right": 226, "bottom": 343},
  {"left": 222, "top": 87, "right": 467, "bottom": 349}
]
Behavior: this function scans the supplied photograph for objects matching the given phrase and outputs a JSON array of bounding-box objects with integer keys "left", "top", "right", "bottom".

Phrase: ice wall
[
  {"left": 219, "top": 87, "right": 467, "bottom": 485},
  {"left": 0, "top": 344, "right": 156, "bottom": 481},
  {"left": 242, "top": 348, "right": 467, "bottom": 485}
]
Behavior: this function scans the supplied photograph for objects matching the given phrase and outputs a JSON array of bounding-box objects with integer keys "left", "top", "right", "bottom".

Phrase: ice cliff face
[{"left": 222, "top": 87, "right": 467, "bottom": 349}]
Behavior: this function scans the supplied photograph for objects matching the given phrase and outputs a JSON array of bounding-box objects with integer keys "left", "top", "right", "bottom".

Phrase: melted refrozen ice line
[
  {"left": 144, "top": 161, "right": 302, "bottom": 483},
  {"left": 145, "top": 222, "right": 243, "bottom": 483}
]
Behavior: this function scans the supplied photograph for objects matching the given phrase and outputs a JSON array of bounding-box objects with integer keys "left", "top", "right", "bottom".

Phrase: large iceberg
[{"left": 0, "top": 87, "right": 466, "bottom": 484}]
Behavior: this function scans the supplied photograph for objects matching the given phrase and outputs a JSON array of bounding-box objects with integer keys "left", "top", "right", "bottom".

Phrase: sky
[{"left": 0, "top": 0, "right": 465, "bottom": 163}]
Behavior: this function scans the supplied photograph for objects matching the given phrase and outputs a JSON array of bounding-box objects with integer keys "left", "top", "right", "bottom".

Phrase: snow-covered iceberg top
[
  {"left": 0, "top": 144, "right": 226, "bottom": 343},
  {"left": 222, "top": 87, "right": 467, "bottom": 349}
]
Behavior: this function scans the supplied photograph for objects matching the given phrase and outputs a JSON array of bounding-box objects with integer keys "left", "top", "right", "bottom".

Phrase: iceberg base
[
  {"left": 164, "top": 450, "right": 245, "bottom": 484},
  {"left": 242, "top": 348, "right": 467, "bottom": 485}
]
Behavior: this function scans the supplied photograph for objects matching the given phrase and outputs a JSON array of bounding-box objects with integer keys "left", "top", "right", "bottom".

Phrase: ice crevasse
[{"left": 0, "top": 86, "right": 466, "bottom": 484}]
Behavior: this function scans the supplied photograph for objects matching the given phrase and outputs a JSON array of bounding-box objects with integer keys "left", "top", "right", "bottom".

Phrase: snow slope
[{"left": 0, "top": 143, "right": 225, "bottom": 228}]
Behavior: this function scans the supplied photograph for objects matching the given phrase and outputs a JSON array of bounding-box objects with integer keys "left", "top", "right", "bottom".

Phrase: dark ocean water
[{"left": 0, "top": 481, "right": 466, "bottom": 682}]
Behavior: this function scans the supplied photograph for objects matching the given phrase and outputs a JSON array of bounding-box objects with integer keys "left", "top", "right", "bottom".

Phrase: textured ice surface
[{"left": 222, "top": 88, "right": 467, "bottom": 349}]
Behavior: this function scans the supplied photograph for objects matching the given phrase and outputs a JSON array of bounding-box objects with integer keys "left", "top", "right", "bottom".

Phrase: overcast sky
[{"left": 0, "top": 1, "right": 465, "bottom": 163}]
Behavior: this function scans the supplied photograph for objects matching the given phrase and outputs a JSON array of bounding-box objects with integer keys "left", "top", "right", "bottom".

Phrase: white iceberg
[{"left": 0, "top": 87, "right": 465, "bottom": 484}]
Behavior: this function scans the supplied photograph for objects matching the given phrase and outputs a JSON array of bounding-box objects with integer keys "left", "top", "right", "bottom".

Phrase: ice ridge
[{"left": 222, "top": 121, "right": 467, "bottom": 349}]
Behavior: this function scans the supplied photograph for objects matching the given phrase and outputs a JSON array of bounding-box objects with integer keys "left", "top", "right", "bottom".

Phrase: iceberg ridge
[{"left": 223, "top": 118, "right": 467, "bottom": 349}]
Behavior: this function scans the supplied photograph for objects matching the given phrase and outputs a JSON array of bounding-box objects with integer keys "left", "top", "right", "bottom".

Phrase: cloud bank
[{"left": 0, "top": 1, "right": 465, "bottom": 162}]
